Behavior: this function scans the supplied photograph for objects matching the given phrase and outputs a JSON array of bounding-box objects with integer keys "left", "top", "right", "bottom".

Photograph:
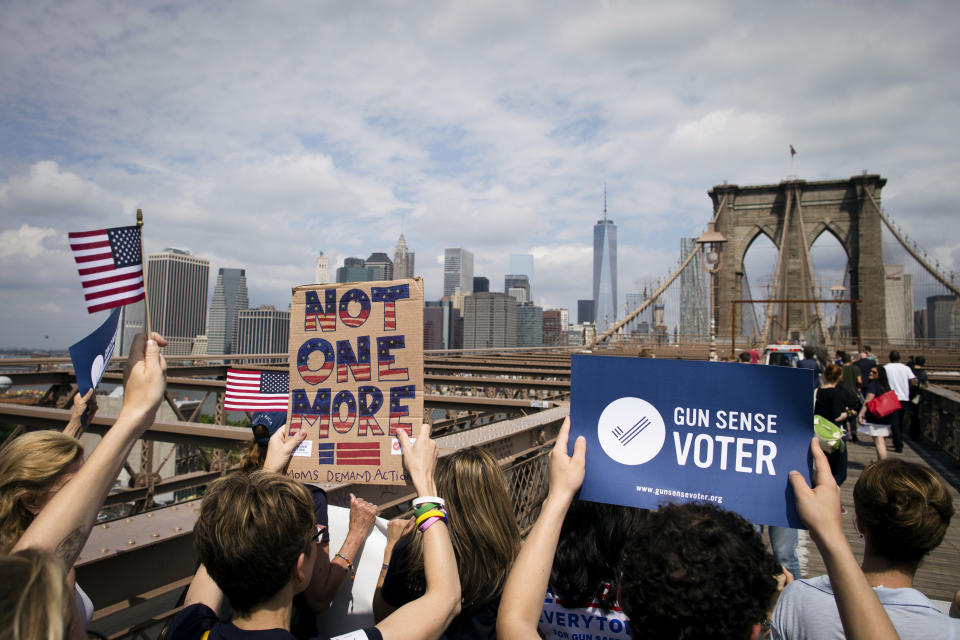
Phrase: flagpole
[{"left": 137, "top": 209, "right": 153, "bottom": 340}]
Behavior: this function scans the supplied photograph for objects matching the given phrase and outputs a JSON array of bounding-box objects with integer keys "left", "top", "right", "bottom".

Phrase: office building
[
  {"left": 884, "top": 265, "right": 914, "bottom": 345},
  {"left": 235, "top": 305, "right": 290, "bottom": 364},
  {"left": 679, "top": 237, "right": 709, "bottom": 339},
  {"left": 504, "top": 274, "right": 531, "bottom": 303},
  {"left": 424, "top": 300, "right": 463, "bottom": 351},
  {"left": 593, "top": 194, "right": 617, "bottom": 333},
  {"left": 118, "top": 302, "right": 145, "bottom": 356},
  {"left": 393, "top": 234, "right": 415, "bottom": 279},
  {"left": 365, "top": 252, "right": 394, "bottom": 281},
  {"left": 516, "top": 303, "right": 543, "bottom": 347},
  {"left": 337, "top": 257, "right": 374, "bottom": 283},
  {"left": 443, "top": 248, "right": 474, "bottom": 298},
  {"left": 473, "top": 277, "right": 489, "bottom": 293},
  {"left": 315, "top": 252, "right": 330, "bottom": 284},
  {"left": 509, "top": 254, "right": 534, "bottom": 281},
  {"left": 463, "top": 292, "right": 516, "bottom": 349},
  {"left": 927, "top": 295, "right": 959, "bottom": 343},
  {"left": 577, "top": 299, "right": 595, "bottom": 325},
  {"left": 208, "top": 268, "right": 249, "bottom": 356},
  {"left": 147, "top": 249, "right": 210, "bottom": 355},
  {"left": 543, "top": 309, "right": 567, "bottom": 346}
]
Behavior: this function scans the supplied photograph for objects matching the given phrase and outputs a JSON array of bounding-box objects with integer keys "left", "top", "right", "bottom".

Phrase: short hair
[
  {"left": 840, "top": 351, "right": 851, "bottom": 364},
  {"left": 854, "top": 459, "right": 953, "bottom": 564},
  {"left": 737, "top": 352, "right": 751, "bottom": 363},
  {"left": 863, "top": 345, "right": 872, "bottom": 353},
  {"left": 620, "top": 503, "right": 778, "bottom": 640},
  {"left": 0, "top": 431, "right": 84, "bottom": 553},
  {"left": 889, "top": 350, "right": 901, "bottom": 362},
  {"left": 550, "top": 501, "right": 643, "bottom": 611},
  {"left": 0, "top": 549, "right": 72, "bottom": 640},
  {"left": 803, "top": 346, "right": 814, "bottom": 359},
  {"left": 915, "top": 356, "right": 926, "bottom": 366},
  {"left": 194, "top": 471, "right": 315, "bottom": 614},
  {"left": 823, "top": 363, "right": 843, "bottom": 384}
]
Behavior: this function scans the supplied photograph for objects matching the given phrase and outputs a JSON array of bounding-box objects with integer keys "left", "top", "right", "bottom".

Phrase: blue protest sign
[
  {"left": 69, "top": 307, "right": 121, "bottom": 395},
  {"left": 570, "top": 354, "right": 813, "bottom": 528}
]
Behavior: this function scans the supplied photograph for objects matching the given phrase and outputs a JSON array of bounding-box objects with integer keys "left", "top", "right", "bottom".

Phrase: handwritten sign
[
  {"left": 570, "top": 355, "right": 813, "bottom": 528},
  {"left": 286, "top": 278, "right": 424, "bottom": 485}
]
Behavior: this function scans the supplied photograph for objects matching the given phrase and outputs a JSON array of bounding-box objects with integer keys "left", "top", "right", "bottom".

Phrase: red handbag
[{"left": 867, "top": 390, "right": 901, "bottom": 418}]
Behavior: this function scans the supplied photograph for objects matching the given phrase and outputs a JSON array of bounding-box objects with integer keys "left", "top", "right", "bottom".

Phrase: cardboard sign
[
  {"left": 69, "top": 307, "right": 121, "bottom": 395},
  {"left": 570, "top": 355, "right": 813, "bottom": 528},
  {"left": 286, "top": 278, "right": 424, "bottom": 485}
]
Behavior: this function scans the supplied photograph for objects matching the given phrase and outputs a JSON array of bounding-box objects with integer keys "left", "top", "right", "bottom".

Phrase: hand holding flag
[{"left": 68, "top": 225, "right": 145, "bottom": 313}]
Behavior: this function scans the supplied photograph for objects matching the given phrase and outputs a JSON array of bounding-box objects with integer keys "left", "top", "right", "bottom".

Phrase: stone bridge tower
[{"left": 708, "top": 174, "right": 887, "bottom": 345}]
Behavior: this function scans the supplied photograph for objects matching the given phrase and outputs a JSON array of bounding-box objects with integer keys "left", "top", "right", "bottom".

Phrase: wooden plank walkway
[{"left": 798, "top": 434, "right": 960, "bottom": 603}]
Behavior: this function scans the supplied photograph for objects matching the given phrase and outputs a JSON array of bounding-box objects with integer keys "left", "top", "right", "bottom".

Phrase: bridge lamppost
[
  {"left": 830, "top": 281, "right": 846, "bottom": 356},
  {"left": 697, "top": 222, "right": 727, "bottom": 352}
]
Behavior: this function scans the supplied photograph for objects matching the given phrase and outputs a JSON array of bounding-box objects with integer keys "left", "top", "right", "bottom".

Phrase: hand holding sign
[
  {"left": 63, "top": 389, "right": 97, "bottom": 439},
  {"left": 263, "top": 425, "right": 308, "bottom": 474},
  {"left": 789, "top": 438, "right": 842, "bottom": 547},
  {"left": 547, "top": 417, "right": 586, "bottom": 506},
  {"left": 398, "top": 423, "right": 437, "bottom": 496}
]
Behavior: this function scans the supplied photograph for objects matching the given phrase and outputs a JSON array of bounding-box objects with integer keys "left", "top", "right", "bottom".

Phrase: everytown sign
[
  {"left": 570, "top": 355, "right": 813, "bottom": 528},
  {"left": 285, "top": 278, "right": 424, "bottom": 485}
]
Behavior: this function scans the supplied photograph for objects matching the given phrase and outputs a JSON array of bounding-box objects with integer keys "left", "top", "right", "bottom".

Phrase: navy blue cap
[{"left": 250, "top": 411, "right": 287, "bottom": 445}]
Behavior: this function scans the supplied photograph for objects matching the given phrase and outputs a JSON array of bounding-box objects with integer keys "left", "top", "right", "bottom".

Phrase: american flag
[
  {"left": 68, "top": 225, "right": 145, "bottom": 313},
  {"left": 225, "top": 369, "right": 290, "bottom": 412}
]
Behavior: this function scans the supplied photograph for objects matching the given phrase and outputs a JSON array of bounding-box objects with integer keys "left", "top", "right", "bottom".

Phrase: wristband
[
  {"left": 412, "top": 496, "right": 446, "bottom": 508},
  {"left": 419, "top": 515, "right": 445, "bottom": 533},
  {"left": 415, "top": 508, "right": 446, "bottom": 528},
  {"left": 414, "top": 503, "right": 444, "bottom": 518}
]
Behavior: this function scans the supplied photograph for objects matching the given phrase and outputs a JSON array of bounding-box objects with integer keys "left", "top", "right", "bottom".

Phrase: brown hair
[
  {"left": 193, "top": 471, "right": 315, "bottom": 614},
  {"left": 406, "top": 447, "right": 521, "bottom": 609},
  {"left": 854, "top": 459, "right": 953, "bottom": 563},
  {"left": 0, "top": 431, "right": 84, "bottom": 553},
  {"left": 823, "top": 363, "right": 843, "bottom": 384},
  {"left": 0, "top": 549, "right": 72, "bottom": 640}
]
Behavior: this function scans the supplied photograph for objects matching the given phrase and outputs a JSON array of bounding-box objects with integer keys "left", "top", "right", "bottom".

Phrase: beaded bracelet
[{"left": 336, "top": 552, "right": 356, "bottom": 579}]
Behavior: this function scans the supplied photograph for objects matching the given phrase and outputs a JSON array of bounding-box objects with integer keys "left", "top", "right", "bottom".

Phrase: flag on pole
[
  {"left": 225, "top": 369, "right": 290, "bottom": 412},
  {"left": 68, "top": 225, "right": 145, "bottom": 313},
  {"left": 789, "top": 144, "right": 797, "bottom": 157}
]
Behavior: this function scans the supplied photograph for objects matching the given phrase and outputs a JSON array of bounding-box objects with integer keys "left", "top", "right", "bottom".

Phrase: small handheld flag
[
  {"left": 225, "top": 369, "right": 290, "bottom": 412},
  {"left": 68, "top": 225, "right": 145, "bottom": 313}
]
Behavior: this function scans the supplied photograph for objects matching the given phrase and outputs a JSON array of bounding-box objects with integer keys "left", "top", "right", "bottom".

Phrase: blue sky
[{"left": 1, "top": 1, "right": 958, "bottom": 348}]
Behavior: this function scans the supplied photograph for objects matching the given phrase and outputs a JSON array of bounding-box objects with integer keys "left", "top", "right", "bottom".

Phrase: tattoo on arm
[{"left": 56, "top": 528, "right": 88, "bottom": 566}]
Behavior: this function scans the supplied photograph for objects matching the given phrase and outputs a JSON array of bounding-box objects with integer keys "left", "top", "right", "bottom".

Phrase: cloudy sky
[{"left": 1, "top": 1, "right": 958, "bottom": 349}]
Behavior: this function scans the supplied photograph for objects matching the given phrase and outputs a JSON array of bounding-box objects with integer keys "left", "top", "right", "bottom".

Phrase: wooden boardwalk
[{"left": 798, "top": 434, "right": 960, "bottom": 603}]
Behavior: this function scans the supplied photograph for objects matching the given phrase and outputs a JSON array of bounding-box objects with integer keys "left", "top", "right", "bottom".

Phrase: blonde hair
[
  {"left": 406, "top": 447, "right": 521, "bottom": 609},
  {"left": 0, "top": 431, "right": 84, "bottom": 553},
  {"left": 0, "top": 549, "right": 72, "bottom": 640}
]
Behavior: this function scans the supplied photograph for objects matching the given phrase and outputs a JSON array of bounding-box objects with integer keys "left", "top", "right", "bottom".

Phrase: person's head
[
  {"left": 823, "top": 363, "right": 843, "bottom": 384},
  {"left": 0, "top": 549, "right": 75, "bottom": 640},
  {"left": 840, "top": 351, "right": 851, "bottom": 364},
  {"left": 863, "top": 345, "right": 872, "bottom": 355},
  {"left": 193, "top": 471, "right": 317, "bottom": 615},
  {"left": 854, "top": 459, "right": 953, "bottom": 568},
  {"left": 239, "top": 412, "right": 287, "bottom": 472},
  {"left": 409, "top": 447, "right": 520, "bottom": 608},
  {"left": 868, "top": 364, "right": 891, "bottom": 392},
  {"left": 620, "top": 502, "right": 779, "bottom": 640},
  {"left": 803, "top": 345, "right": 815, "bottom": 359},
  {"left": 0, "top": 431, "right": 84, "bottom": 553},
  {"left": 550, "top": 501, "right": 643, "bottom": 611},
  {"left": 889, "top": 350, "right": 901, "bottom": 363},
  {"left": 737, "top": 352, "right": 751, "bottom": 363},
  {"left": 915, "top": 355, "right": 926, "bottom": 368}
]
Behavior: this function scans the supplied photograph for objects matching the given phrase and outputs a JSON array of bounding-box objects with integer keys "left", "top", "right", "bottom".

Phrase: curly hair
[
  {"left": 193, "top": 470, "right": 315, "bottom": 615},
  {"left": 549, "top": 500, "right": 643, "bottom": 611},
  {"left": 0, "top": 431, "right": 84, "bottom": 553},
  {"left": 619, "top": 502, "right": 779, "bottom": 640},
  {"left": 854, "top": 458, "right": 953, "bottom": 564}
]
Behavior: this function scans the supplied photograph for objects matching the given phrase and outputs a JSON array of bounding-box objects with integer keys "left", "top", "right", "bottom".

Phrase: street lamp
[
  {"left": 697, "top": 222, "right": 728, "bottom": 350},
  {"left": 830, "top": 281, "right": 846, "bottom": 355}
]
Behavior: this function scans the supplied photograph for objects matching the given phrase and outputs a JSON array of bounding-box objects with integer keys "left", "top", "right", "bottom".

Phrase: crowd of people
[{"left": 0, "top": 333, "right": 957, "bottom": 640}]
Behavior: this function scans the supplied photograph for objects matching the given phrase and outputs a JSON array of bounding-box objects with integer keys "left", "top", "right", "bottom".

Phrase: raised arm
[
  {"left": 375, "top": 424, "right": 461, "bottom": 640},
  {"left": 13, "top": 333, "right": 167, "bottom": 566},
  {"left": 63, "top": 388, "right": 97, "bottom": 439},
  {"left": 788, "top": 438, "right": 899, "bottom": 640},
  {"left": 497, "top": 417, "right": 586, "bottom": 640},
  {"left": 373, "top": 517, "right": 415, "bottom": 621}
]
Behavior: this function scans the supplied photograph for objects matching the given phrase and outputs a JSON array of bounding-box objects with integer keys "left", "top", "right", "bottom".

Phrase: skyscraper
[
  {"left": 504, "top": 274, "right": 531, "bottom": 303},
  {"left": 208, "top": 268, "right": 249, "bottom": 356},
  {"left": 365, "top": 252, "right": 394, "bottom": 281},
  {"left": 393, "top": 234, "right": 415, "bottom": 279},
  {"left": 147, "top": 249, "right": 210, "bottom": 355},
  {"left": 235, "top": 305, "right": 290, "bottom": 364},
  {"left": 509, "top": 254, "right": 534, "bottom": 280},
  {"left": 337, "top": 257, "right": 374, "bottom": 283},
  {"left": 593, "top": 190, "right": 617, "bottom": 333},
  {"left": 463, "top": 292, "right": 516, "bottom": 349},
  {"left": 315, "top": 252, "right": 329, "bottom": 284},
  {"left": 472, "top": 277, "right": 489, "bottom": 293},
  {"left": 516, "top": 303, "right": 543, "bottom": 347},
  {"left": 443, "top": 248, "right": 474, "bottom": 298}
]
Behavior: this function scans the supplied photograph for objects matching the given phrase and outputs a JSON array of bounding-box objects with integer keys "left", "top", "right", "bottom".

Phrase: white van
[{"left": 764, "top": 344, "right": 802, "bottom": 367}]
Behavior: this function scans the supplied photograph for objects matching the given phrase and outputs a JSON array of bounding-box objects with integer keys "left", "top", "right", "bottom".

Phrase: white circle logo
[
  {"left": 597, "top": 397, "right": 666, "bottom": 465},
  {"left": 90, "top": 355, "right": 105, "bottom": 386}
]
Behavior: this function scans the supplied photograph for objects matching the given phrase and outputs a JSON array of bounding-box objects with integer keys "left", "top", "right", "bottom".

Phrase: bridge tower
[{"left": 709, "top": 174, "right": 887, "bottom": 345}]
